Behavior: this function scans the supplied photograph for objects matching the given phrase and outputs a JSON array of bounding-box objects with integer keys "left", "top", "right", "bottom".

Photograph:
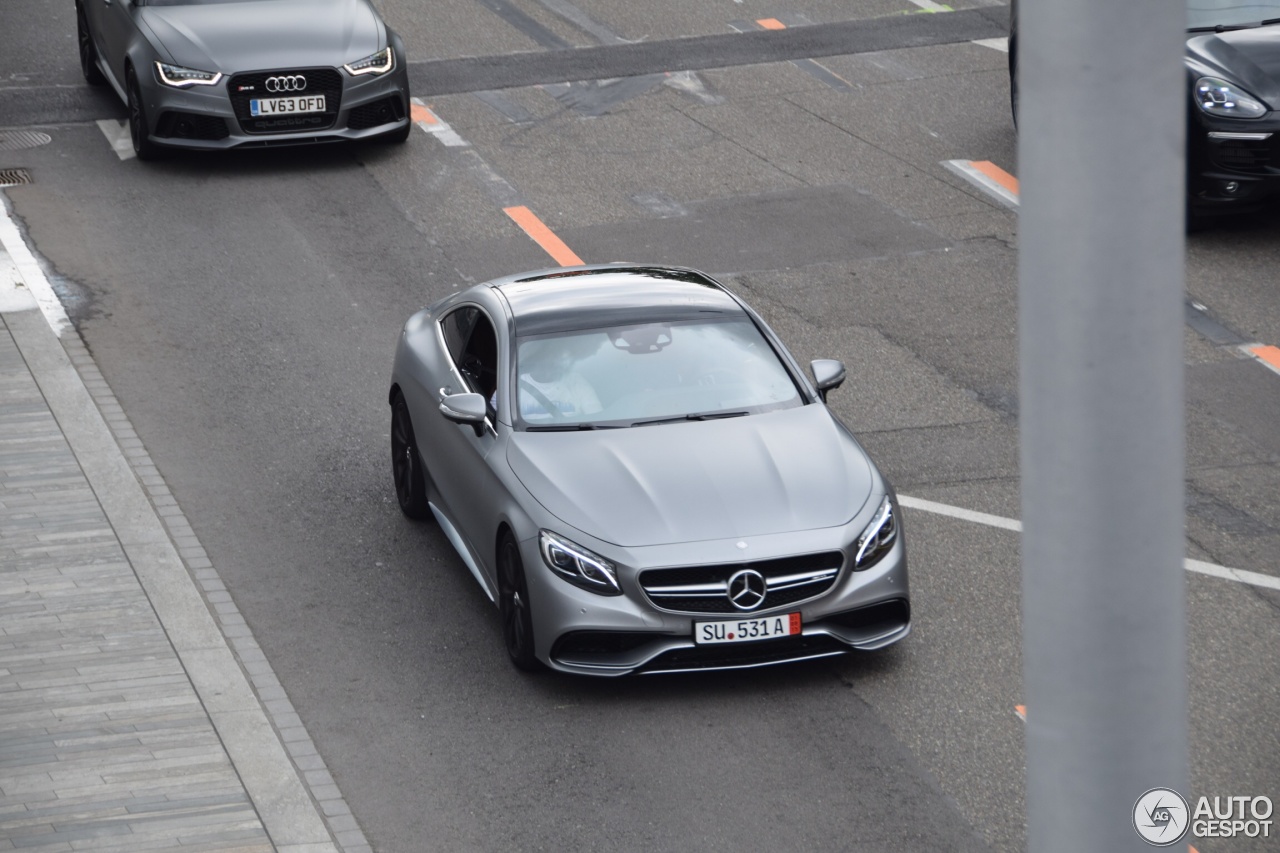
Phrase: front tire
[
  {"left": 391, "top": 394, "right": 430, "bottom": 519},
  {"left": 498, "top": 533, "right": 542, "bottom": 672},
  {"left": 77, "top": 3, "right": 106, "bottom": 86},
  {"left": 126, "top": 68, "right": 163, "bottom": 161}
]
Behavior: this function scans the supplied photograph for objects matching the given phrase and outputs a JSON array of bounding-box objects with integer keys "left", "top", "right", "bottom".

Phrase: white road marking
[
  {"left": 410, "top": 98, "right": 469, "bottom": 147},
  {"left": 906, "top": 0, "right": 954, "bottom": 12},
  {"left": 0, "top": 239, "right": 37, "bottom": 312},
  {"left": 973, "top": 37, "right": 1009, "bottom": 52},
  {"left": 0, "top": 196, "right": 72, "bottom": 335},
  {"left": 899, "top": 494, "right": 1021, "bottom": 532},
  {"left": 899, "top": 493, "right": 1280, "bottom": 591},
  {"left": 96, "top": 119, "right": 136, "bottom": 161}
]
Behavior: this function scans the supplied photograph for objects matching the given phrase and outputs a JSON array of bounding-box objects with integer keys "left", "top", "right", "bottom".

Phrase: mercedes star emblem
[{"left": 727, "top": 569, "right": 767, "bottom": 611}]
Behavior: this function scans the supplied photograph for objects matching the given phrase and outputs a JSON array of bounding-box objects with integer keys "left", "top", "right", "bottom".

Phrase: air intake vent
[{"left": 0, "top": 168, "right": 33, "bottom": 187}]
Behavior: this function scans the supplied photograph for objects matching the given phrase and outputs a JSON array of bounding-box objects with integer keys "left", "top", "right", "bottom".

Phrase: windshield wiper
[
  {"left": 1189, "top": 18, "right": 1280, "bottom": 32},
  {"left": 525, "top": 423, "right": 619, "bottom": 431},
  {"left": 631, "top": 411, "right": 750, "bottom": 427}
]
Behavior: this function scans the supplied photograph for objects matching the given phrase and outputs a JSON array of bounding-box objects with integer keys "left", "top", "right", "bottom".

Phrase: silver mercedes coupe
[
  {"left": 76, "top": 0, "right": 411, "bottom": 159},
  {"left": 388, "top": 265, "right": 910, "bottom": 676}
]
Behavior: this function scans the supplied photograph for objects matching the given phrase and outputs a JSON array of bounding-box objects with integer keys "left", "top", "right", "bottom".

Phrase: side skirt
[{"left": 428, "top": 502, "right": 496, "bottom": 603}]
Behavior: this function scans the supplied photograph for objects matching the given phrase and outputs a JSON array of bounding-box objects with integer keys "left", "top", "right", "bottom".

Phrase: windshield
[
  {"left": 1188, "top": 1, "right": 1280, "bottom": 29},
  {"left": 514, "top": 317, "right": 804, "bottom": 428}
]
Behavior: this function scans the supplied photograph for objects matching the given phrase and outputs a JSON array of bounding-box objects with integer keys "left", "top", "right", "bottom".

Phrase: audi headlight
[
  {"left": 853, "top": 496, "right": 898, "bottom": 570},
  {"left": 1195, "top": 76, "right": 1267, "bottom": 119},
  {"left": 539, "top": 531, "right": 621, "bottom": 595},
  {"left": 344, "top": 47, "right": 394, "bottom": 76},
  {"left": 155, "top": 61, "right": 222, "bottom": 88}
]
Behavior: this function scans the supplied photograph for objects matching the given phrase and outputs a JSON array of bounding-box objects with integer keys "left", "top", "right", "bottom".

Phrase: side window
[
  {"left": 459, "top": 315, "right": 499, "bottom": 418},
  {"left": 441, "top": 305, "right": 499, "bottom": 420},
  {"left": 440, "top": 306, "right": 478, "bottom": 365}
]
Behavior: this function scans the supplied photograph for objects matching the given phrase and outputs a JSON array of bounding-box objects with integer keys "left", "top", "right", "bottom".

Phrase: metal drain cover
[
  {"left": 0, "top": 168, "right": 33, "bottom": 188},
  {"left": 0, "top": 131, "right": 52, "bottom": 151}
]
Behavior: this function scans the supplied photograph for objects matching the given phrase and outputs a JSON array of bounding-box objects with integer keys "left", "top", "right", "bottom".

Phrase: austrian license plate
[
  {"left": 694, "top": 612, "right": 801, "bottom": 645},
  {"left": 250, "top": 95, "right": 326, "bottom": 117}
]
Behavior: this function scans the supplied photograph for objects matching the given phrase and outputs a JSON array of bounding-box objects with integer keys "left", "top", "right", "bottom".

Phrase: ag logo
[{"left": 1134, "top": 788, "right": 1190, "bottom": 846}]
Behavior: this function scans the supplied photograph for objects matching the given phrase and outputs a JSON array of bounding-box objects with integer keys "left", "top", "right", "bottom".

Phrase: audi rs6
[
  {"left": 388, "top": 265, "right": 911, "bottom": 676},
  {"left": 76, "top": 0, "right": 411, "bottom": 159}
]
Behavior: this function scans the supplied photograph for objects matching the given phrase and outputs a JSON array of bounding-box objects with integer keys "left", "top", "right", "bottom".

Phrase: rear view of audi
[{"left": 76, "top": 0, "right": 411, "bottom": 159}]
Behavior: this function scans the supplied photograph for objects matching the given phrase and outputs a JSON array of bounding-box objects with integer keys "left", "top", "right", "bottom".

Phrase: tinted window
[
  {"left": 440, "top": 306, "right": 499, "bottom": 419},
  {"left": 440, "top": 307, "right": 478, "bottom": 365}
]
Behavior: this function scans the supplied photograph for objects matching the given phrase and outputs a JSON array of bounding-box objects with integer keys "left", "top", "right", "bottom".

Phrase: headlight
[
  {"left": 853, "top": 496, "right": 898, "bottom": 570},
  {"left": 1195, "top": 76, "right": 1267, "bottom": 119},
  {"left": 344, "top": 47, "right": 394, "bottom": 76},
  {"left": 539, "top": 531, "right": 621, "bottom": 595},
  {"left": 154, "top": 61, "right": 222, "bottom": 88}
]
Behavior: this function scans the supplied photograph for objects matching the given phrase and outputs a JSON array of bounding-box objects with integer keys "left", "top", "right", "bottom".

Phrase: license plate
[
  {"left": 250, "top": 95, "right": 326, "bottom": 117},
  {"left": 694, "top": 612, "right": 801, "bottom": 645}
]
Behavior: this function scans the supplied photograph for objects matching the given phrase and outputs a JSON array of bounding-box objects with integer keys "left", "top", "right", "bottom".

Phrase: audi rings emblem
[
  {"left": 265, "top": 74, "right": 307, "bottom": 93},
  {"left": 727, "top": 569, "right": 768, "bottom": 611}
]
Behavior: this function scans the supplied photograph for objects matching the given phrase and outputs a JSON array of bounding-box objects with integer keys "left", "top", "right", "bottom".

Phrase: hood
[
  {"left": 1186, "top": 29, "right": 1280, "bottom": 108},
  {"left": 508, "top": 406, "right": 875, "bottom": 548},
  {"left": 140, "top": 0, "right": 383, "bottom": 74}
]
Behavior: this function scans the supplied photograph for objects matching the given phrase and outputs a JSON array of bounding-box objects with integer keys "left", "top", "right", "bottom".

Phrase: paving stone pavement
[
  {"left": 1, "top": 219, "right": 366, "bottom": 852},
  {"left": 0, "top": 315, "right": 279, "bottom": 851}
]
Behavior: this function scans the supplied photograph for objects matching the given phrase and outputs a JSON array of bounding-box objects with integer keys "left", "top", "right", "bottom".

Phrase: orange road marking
[
  {"left": 410, "top": 102, "right": 437, "bottom": 124},
  {"left": 503, "top": 206, "right": 584, "bottom": 267},
  {"left": 757, "top": 18, "right": 786, "bottom": 29},
  {"left": 971, "top": 160, "right": 1020, "bottom": 196},
  {"left": 1250, "top": 344, "right": 1280, "bottom": 371},
  {"left": 1015, "top": 705, "right": 1026, "bottom": 721}
]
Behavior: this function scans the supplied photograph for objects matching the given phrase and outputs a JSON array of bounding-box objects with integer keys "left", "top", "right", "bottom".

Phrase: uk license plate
[
  {"left": 694, "top": 612, "right": 801, "bottom": 645},
  {"left": 250, "top": 95, "right": 326, "bottom": 117}
]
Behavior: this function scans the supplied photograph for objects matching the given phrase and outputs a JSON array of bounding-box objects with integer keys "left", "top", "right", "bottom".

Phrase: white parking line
[
  {"left": 973, "top": 37, "right": 1009, "bottom": 52},
  {"left": 899, "top": 493, "right": 1280, "bottom": 591},
  {"left": 95, "top": 119, "right": 136, "bottom": 161}
]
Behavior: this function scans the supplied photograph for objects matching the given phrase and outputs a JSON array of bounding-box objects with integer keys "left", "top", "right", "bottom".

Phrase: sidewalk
[{"left": 1, "top": 220, "right": 365, "bottom": 851}]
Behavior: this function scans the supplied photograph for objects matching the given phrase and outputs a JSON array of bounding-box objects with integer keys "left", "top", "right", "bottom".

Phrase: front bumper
[
  {"left": 1189, "top": 111, "right": 1280, "bottom": 212},
  {"left": 136, "top": 59, "right": 409, "bottom": 151},
  {"left": 521, "top": 521, "right": 910, "bottom": 677}
]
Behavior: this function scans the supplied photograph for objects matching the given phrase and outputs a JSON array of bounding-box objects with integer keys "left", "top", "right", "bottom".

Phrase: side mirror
[
  {"left": 810, "top": 359, "right": 846, "bottom": 402},
  {"left": 439, "top": 392, "right": 487, "bottom": 435}
]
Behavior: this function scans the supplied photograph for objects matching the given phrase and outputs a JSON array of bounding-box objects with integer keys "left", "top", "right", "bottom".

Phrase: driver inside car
[{"left": 518, "top": 336, "right": 604, "bottom": 420}]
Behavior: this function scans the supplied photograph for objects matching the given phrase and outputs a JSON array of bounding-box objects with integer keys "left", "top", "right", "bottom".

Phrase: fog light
[{"left": 1223, "top": 181, "right": 1241, "bottom": 194}]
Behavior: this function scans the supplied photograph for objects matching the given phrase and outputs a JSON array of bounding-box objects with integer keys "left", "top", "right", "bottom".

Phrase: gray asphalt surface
[{"left": 1, "top": 1, "right": 1277, "bottom": 851}]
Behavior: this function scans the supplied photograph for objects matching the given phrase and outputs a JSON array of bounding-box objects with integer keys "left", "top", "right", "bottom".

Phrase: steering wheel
[{"left": 519, "top": 379, "right": 566, "bottom": 421}]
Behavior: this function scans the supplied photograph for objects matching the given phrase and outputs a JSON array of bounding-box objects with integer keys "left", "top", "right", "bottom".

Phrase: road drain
[
  {"left": 0, "top": 131, "right": 52, "bottom": 151},
  {"left": 0, "top": 168, "right": 33, "bottom": 188}
]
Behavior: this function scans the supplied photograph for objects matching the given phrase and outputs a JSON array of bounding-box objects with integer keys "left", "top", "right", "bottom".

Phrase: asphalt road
[{"left": 1, "top": 1, "right": 1277, "bottom": 851}]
